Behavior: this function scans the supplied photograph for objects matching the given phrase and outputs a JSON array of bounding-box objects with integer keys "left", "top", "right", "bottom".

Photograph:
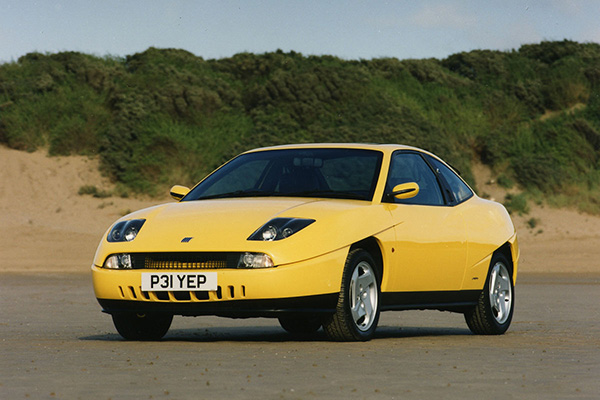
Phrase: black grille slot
[
  {"left": 130, "top": 253, "right": 242, "bottom": 269},
  {"left": 155, "top": 291, "right": 169, "bottom": 300},
  {"left": 194, "top": 291, "right": 210, "bottom": 300},
  {"left": 173, "top": 291, "right": 191, "bottom": 301}
]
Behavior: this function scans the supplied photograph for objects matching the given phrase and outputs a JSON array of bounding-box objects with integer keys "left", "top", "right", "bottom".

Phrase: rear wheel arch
[
  {"left": 495, "top": 241, "right": 514, "bottom": 275},
  {"left": 464, "top": 249, "right": 515, "bottom": 335}
]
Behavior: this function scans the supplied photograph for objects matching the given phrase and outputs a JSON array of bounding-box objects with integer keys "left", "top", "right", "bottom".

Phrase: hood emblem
[{"left": 181, "top": 237, "right": 194, "bottom": 243}]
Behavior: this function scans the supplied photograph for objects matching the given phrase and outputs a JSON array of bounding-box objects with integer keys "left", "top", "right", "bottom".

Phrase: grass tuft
[
  {"left": 78, "top": 185, "right": 111, "bottom": 198},
  {"left": 504, "top": 193, "right": 530, "bottom": 216}
]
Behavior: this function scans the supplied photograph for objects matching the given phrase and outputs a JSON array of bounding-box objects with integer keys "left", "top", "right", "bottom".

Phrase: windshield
[{"left": 183, "top": 148, "right": 383, "bottom": 202}]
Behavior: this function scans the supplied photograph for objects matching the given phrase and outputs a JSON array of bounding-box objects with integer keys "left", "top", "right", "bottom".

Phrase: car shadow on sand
[{"left": 80, "top": 325, "right": 472, "bottom": 343}]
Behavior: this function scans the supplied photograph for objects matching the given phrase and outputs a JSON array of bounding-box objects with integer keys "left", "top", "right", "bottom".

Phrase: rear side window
[{"left": 427, "top": 156, "right": 473, "bottom": 204}]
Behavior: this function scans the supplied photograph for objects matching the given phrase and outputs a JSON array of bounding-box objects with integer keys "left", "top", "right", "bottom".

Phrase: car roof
[{"left": 243, "top": 143, "right": 428, "bottom": 156}]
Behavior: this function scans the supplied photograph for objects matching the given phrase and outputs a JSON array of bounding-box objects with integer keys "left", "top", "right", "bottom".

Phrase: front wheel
[
  {"left": 323, "top": 249, "right": 380, "bottom": 341},
  {"left": 464, "top": 253, "right": 514, "bottom": 335},
  {"left": 112, "top": 312, "right": 173, "bottom": 341}
]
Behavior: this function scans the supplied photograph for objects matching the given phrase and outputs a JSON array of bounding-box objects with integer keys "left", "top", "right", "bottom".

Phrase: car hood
[
  {"left": 133, "top": 198, "right": 323, "bottom": 249},
  {"left": 96, "top": 197, "right": 394, "bottom": 266}
]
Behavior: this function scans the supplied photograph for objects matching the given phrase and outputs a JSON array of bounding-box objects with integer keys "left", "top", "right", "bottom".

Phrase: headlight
[
  {"left": 237, "top": 252, "right": 274, "bottom": 268},
  {"left": 248, "top": 218, "right": 315, "bottom": 241},
  {"left": 104, "top": 254, "right": 133, "bottom": 269},
  {"left": 107, "top": 219, "right": 146, "bottom": 242}
]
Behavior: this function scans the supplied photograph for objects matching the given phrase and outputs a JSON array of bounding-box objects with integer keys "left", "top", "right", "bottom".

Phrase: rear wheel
[
  {"left": 323, "top": 249, "right": 380, "bottom": 341},
  {"left": 464, "top": 253, "right": 514, "bottom": 335},
  {"left": 112, "top": 312, "right": 173, "bottom": 341},
  {"left": 278, "top": 315, "right": 322, "bottom": 335}
]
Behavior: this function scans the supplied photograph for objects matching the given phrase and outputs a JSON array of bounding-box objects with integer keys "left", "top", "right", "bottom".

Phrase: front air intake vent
[{"left": 128, "top": 252, "right": 243, "bottom": 269}]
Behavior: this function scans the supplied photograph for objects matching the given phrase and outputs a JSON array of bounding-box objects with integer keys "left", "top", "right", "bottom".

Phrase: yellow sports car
[{"left": 92, "top": 144, "right": 518, "bottom": 341}]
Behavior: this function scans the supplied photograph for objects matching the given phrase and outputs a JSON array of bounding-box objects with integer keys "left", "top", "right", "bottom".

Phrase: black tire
[
  {"left": 464, "top": 253, "right": 514, "bottom": 335},
  {"left": 112, "top": 312, "right": 173, "bottom": 341},
  {"left": 323, "top": 249, "right": 381, "bottom": 341},
  {"left": 278, "top": 314, "right": 322, "bottom": 335}
]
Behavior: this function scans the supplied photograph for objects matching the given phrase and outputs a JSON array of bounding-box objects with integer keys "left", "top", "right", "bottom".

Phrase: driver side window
[{"left": 384, "top": 152, "right": 444, "bottom": 206}]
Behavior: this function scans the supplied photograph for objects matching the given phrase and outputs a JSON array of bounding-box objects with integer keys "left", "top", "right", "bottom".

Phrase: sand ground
[
  {"left": 1, "top": 272, "right": 598, "bottom": 400},
  {"left": 2, "top": 145, "right": 599, "bottom": 274}
]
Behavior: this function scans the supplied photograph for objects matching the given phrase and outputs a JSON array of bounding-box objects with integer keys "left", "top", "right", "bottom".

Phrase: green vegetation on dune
[{"left": 1, "top": 41, "right": 600, "bottom": 212}]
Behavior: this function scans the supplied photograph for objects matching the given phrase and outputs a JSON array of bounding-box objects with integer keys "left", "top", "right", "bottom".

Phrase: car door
[{"left": 382, "top": 151, "right": 468, "bottom": 292}]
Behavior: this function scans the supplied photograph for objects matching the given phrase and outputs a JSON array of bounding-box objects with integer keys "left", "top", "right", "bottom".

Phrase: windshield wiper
[
  {"left": 198, "top": 189, "right": 368, "bottom": 201},
  {"left": 198, "top": 190, "right": 271, "bottom": 200},
  {"left": 280, "top": 190, "right": 367, "bottom": 201}
]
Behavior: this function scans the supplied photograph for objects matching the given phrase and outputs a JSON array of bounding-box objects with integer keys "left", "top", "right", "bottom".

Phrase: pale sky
[{"left": 1, "top": 0, "right": 600, "bottom": 63}]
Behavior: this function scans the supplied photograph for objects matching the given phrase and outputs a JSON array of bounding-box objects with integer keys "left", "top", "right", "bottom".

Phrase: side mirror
[
  {"left": 391, "top": 182, "right": 419, "bottom": 200},
  {"left": 170, "top": 185, "right": 190, "bottom": 201}
]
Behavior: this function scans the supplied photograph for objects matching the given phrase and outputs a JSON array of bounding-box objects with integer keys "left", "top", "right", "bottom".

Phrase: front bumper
[
  {"left": 97, "top": 294, "right": 339, "bottom": 318},
  {"left": 92, "top": 247, "right": 347, "bottom": 316}
]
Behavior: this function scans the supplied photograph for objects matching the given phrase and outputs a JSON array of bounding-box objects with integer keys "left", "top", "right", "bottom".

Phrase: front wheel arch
[
  {"left": 322, "top": 248, "right": 382, "bottom": 341},
  {"left": 349, "top": 237, "right": 384, "bottom": 283}
]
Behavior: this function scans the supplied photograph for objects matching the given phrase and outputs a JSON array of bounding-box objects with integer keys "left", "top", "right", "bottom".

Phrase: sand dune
[
  {"left": 0, "top": 146, "right": 162, "bottom": 272},
  {"left": 1, "top": 145, "right": 599, "bottom": 273}
]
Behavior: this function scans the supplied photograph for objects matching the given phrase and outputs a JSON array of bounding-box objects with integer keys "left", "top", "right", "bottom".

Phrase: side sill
[{"left": 381, "top": 290, "right": 480, "bottom": 313}]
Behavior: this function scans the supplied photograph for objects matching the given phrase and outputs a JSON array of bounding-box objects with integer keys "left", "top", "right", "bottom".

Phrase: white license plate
[{"left": 141, "top": 272, "right": 217, "bottom": 292}]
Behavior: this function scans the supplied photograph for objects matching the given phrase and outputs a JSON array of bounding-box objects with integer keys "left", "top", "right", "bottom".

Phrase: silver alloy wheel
[
  {"left": 349, "top": 261, "right": 378, "bottom": 331},
  {"left": 488, "top": 262, "right": 512, "bottom": 324}
]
